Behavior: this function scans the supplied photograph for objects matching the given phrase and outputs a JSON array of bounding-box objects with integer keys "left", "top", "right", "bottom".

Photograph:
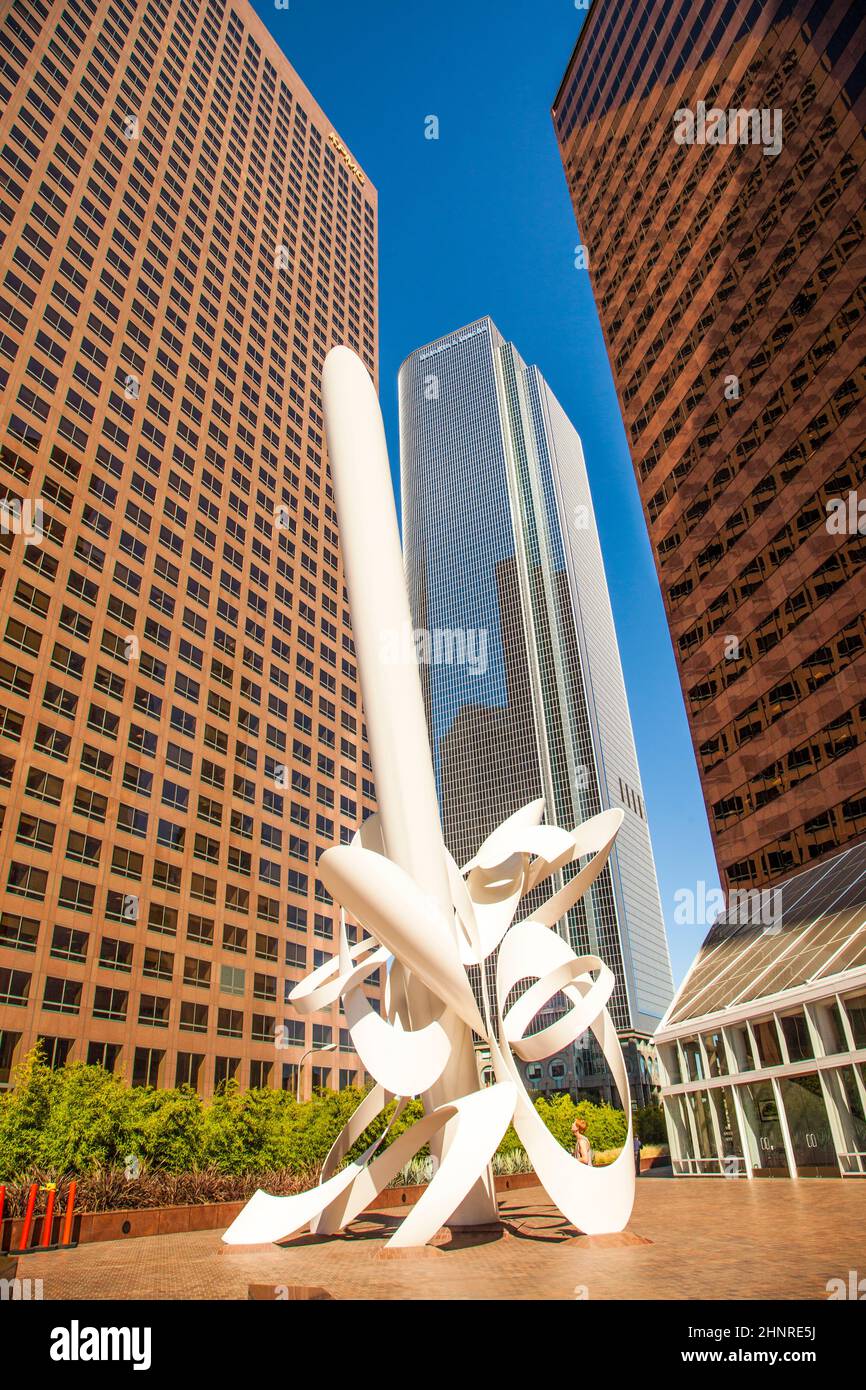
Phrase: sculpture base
[{"left": 444, "top": 1220, "right": 508, "bottom": 1236}]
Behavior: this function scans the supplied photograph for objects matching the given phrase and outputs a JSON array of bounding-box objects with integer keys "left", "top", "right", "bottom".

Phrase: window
[
  {"left": 217, "top": 1008, "right": 242, "bottom": 1038},
  {"left": 42, "top": 977, "right": 82, "bottom": 1014},
  {"left": 92, "top": 986, "right": 128, "bottom": 1022},
  {"left": 0, "top": 968, "right": 31, "bottom": 1006},
  {"left": 175, "top": 1052, "right": 203, "bottom": 1088},
  {"left": 16, "top": 814, "right": 56, "bottom": 852},
  {"left": 179, "top": 1003, "right": 208, "bottom": 1035},
  {"left": 6, "top": 862, "right": 49, "bottom": 901},
  {"left": 220, "top": 963, "right": 245, "bottom": 996},
  {"left": 214, "top": 1055, "right": 239, "bottom": 1089},
  {"left": 132, "top": 1047, "right": 163, "bottom": 1086},
  {"left": 142, "top": 947, "right": 173, "bottom": 982},
  {"left": 99, "top": 937, "right": 133, "bottom": 973},
  {"left": 87, "top": 1042, "right": 120, "bottom": 1072},
  {"left": 67, "top": 831, "right": 101, "bottom": 865},
  {"left": 183, "top": 957, "right": 211, "bottom": 989},
  {"left": 251, "top": 1013, "right": 274, "bottom": 1042},
  {"left": 138, "top": 994, "right": 170, "bottom": 1028},
  {"left": 57, "top": 876, "right": 95, "bottom": 912},
  {"left": 73, "top": 787, "right": 108, "bottom": 822},
  {"left": 0, "top": 912, "right": 39, "bottom": 953}
]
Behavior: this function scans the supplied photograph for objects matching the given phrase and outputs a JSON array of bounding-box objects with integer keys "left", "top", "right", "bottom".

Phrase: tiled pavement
[{"left": 18, "top": 1179, "right": 866, "bottom": 1300}]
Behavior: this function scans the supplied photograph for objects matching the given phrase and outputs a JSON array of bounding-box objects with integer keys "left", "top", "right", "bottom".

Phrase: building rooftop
[{"left": 662, "top": 842, "right": 866, "bottom": 1028}]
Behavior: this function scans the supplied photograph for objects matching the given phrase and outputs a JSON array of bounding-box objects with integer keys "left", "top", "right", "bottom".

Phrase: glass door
[
  {"left": 779, "top": 1073, "right": 838, "bottom": 1176},
  {"left": 740, "top": 1080, "right": 789, "bottom": 1176}
]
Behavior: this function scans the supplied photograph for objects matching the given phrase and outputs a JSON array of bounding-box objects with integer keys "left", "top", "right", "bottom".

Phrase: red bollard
[
  {"left": 0, "top": 1183, "right": 5, "bottom": 1251},
  {"left": 60, "top": 1180, "right": 77, "bottom": 1248},
  {"left": 18, "top": 1182, "right": 38, "bottom": 1251},
  {"left": 40, "top": 1183, "right": 57, "bottom": 1248}
]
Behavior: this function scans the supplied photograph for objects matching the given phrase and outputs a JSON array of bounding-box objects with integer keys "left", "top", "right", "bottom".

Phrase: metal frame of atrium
[{"left": 655, "top": 841, "right": 866, "bottom": 1179}]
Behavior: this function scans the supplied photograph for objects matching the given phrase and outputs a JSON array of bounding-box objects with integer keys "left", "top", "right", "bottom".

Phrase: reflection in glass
[
  {"left": 702, "top": 1030, "right": 727, "bottom": 1076},
  {"left": 729, "top": 1025, "right": 755, "bottom": 1071},
  {"left": 753, "top": 1018, "right": 782, "bottom": 1067},
  {"left": 844, "top": 993, "right": 866, "bottom": 1048},
  {"left": 779, "top": 1011, "right": 813, "bottom": 1062},
  {"left": 667, "top": 1094, "right": 694, "bottom": 1171},
  {"left": 681, "top": 1037, "right": 704, "bottom": 1081},
  {"left": 740, "top": 1081, "right": 788, "bottom": 1175},
  {"left": 779, "top": 1073, "right": 837, "bottom": 1175},
  {"left": 824, "top": 1001, "right": 848, "bottom": 1054},
  {"left": 710, "top": 1086, "right": 742, "bottom": 1165},
  {"left": 663, "top": 1043, "right": 682, "bottom": 1085},
  {"left": 687, "top": 1090, "right": 717, "bottom": 1169},
  {"left": 832, "top": 1065, "right": 866, "bottom": 1174}
]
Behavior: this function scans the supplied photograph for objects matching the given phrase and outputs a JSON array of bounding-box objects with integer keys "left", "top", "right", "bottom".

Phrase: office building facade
[
  {"left": 553, "top": 0, "right": 866, "bottom": 895},
  {"left": 0, "top": 0, "right": 378, "bottom": 1096},
  {"left": 399, "top": 318, "right": 674, "bottom": 1102}
]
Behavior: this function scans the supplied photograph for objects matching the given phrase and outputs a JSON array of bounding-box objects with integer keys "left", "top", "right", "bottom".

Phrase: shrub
[
  {"left": 134, "top": 1085, "right": 207, "bottom": 1172},
  {"left": 0, "top": 1056, "right": 430, "bottom": 1187},
  {"left": 575, "top": 1099, "right": 628, "bottom": 1153},
  {"left": 532, "top": 1093, "right": 628, "bottom": 1154},
  {"left": 0, "top": 1167, "right": 311, "bottom": 1217},
  {"left": 634, "top": 1103, "right": 668, "bottom": 1145},
  {"left": 496, "top": 1123, "right": 522, "bottom": 1154},
  {"left": 0, "top": 1051, "right": 641, "bottom": 1202},
  {"left": 0, "top": 1043, "right": 56, "bottom": 1175}
]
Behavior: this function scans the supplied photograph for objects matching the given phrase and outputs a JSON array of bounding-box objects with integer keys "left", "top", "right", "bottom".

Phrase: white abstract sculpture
[{"left": 222, "top": 347, "right": 635, "bottom": 1250}]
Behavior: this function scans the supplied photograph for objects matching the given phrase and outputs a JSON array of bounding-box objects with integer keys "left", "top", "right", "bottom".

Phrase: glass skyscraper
[{"left": 399, "top": 317, "right": 674, "bottom": 1098}]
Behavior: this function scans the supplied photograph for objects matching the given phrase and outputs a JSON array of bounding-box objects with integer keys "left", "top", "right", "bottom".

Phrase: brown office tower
[
  {"left": 553, "top": 0, "right": 866, "bottom": 895},
  {"left": 0, "top": 0, "right": 379, "bottom": 1095}
]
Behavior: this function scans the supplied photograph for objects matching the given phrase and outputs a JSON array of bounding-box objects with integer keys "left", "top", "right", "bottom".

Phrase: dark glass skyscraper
[
  {"left": 553, "top": 0, "right": 866, "bottom": 896},
  {"left": 399, "top": 318, "right": 674, "bottom": 1097}
]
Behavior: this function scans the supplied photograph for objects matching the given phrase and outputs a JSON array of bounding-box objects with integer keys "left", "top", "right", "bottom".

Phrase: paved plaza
[{"left": 17, "top": 1178, "right": 866, "bottom": 1301}]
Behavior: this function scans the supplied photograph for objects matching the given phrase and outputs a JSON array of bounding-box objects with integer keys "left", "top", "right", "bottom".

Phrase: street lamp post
[{"left": 296, "top": 1041, "right": 337, "bottom": 1102}]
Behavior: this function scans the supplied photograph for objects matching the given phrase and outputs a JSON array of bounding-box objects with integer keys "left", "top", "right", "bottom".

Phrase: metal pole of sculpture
[
  {"left": 223, "top": 346, "right": 636, "bottom": 1250},
  {"left": 318, "top": 346, "right": 498, "bottom": 1227}
]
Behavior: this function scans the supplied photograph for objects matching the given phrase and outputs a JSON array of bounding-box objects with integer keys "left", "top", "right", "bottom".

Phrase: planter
[
  {"left": 640, "top": 1154, "right": 671, "bottom": 1172},
  {"left": 376, "top": 1170, "right": 537, "bottom": 1208},
  {"left": 1, "top": 1202, "right": 244, "bottom": 1252},
  {"left": 0, "top": 1171, "right": 540, "bottom": 1250}
]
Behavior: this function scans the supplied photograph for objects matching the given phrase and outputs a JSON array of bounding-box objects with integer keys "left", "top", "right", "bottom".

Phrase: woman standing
[{"left": 572, "top": 1115, "right": 592, "bottom": 1165}]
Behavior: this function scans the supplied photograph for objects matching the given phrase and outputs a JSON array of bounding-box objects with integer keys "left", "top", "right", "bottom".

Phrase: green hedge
[
  {"left": 533, "top": 1093, "right": 629, "bottom": 1153},
  {"left": 0, "top": 1046, "right": 428, "bottom": 1179},
  {"left": 634, "top": 1102, "right": 668, "bottom": 1144},
  {"left": 0, "top": 1046, "right": 648, "bottom": 1180}
]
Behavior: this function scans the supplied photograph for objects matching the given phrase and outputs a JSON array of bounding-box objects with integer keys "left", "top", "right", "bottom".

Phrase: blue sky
[{"left": 252, "top": 0, "right": 721, "bottom": 985}]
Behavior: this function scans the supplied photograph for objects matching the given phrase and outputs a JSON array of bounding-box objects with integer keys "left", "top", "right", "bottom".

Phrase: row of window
[
  {"left": 0, "top": 964, "right": 380, "bottom": 1029},
  {"left": 0, "top": 910, "right": 338, "bottom": 961},
  {"left": 0, "top": 1028, "right": 362, "bottom": 1093}
]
